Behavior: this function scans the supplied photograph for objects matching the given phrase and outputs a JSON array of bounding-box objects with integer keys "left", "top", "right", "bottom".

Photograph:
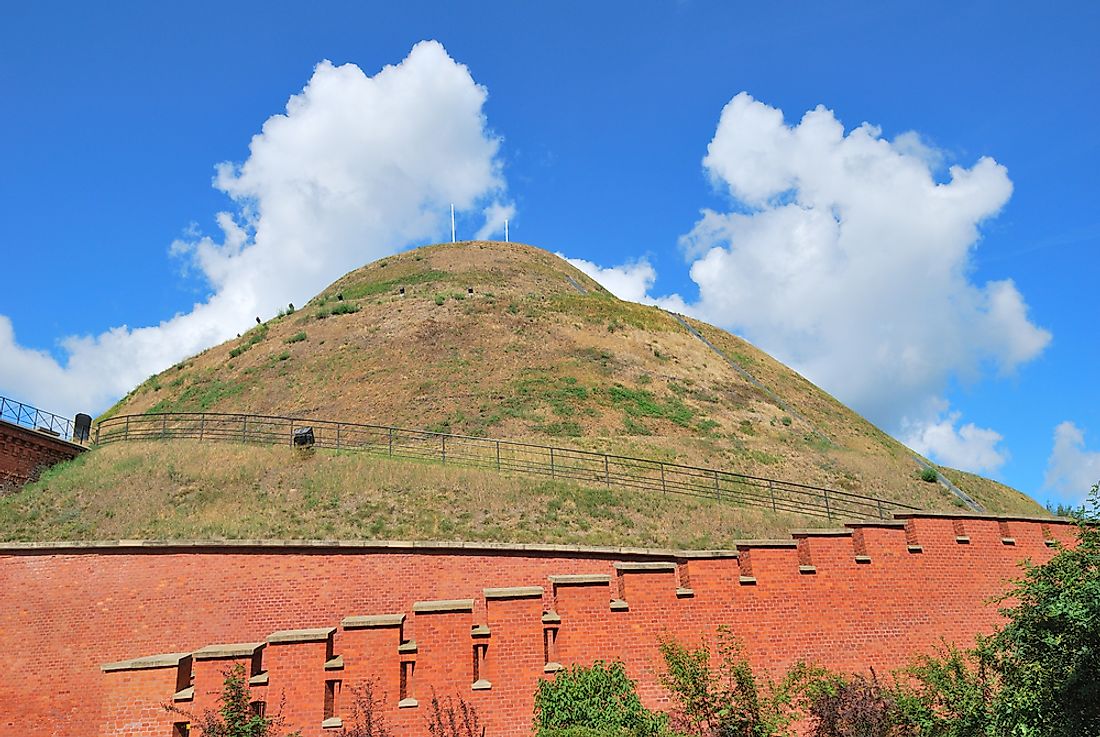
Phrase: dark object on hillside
[
  {"left": 256, "top": 316, "right": 261, "bottom": 325},
  {"left": 292, "top": 427, "right": 315, "bottom": 447},
  {"left": 399, "top": 287, "right": 405, "bottom": 295},
  {"left": 74, "top": 414, "right": 92, "bottom": 443},
  {"left": 467, "top": 287, "right": 473, "bottom": 294},
  {"left": 336, "top": 293, "right": 344, "bottom": 301}
]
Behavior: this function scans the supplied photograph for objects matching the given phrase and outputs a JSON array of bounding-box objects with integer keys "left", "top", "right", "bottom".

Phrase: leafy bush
[
  {"left": 659, "top": 628, "right": 819, "bottom": 737},
  {"left": 891, "top": 644, "right": 991, "bottom": 737},
  {"left": 919, "top": 467, "right": 939, "bottom": 483},
  {"left": 533, "top": 661, "right": 665, "bottom": 737},
  {"left": 284, "top": 331, "right": 307, "bottom": 344},
  {"left": 981, "top": 481, "right": 1100, "bottom": 736},
  {"left": 167, "top": 663, "right": 299, "bottom": 737}
]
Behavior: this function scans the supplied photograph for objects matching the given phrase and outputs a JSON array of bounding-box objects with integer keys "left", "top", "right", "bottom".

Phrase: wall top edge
[
  {"left": 789, "top": 528, "right": 854, "bottom": 537},
  {"left": 267, "top": 627, "right": 335, "bottom": 644},
  {"left": 193, "top": 642, "right": 264, "bottom": 660},
  {"left": 891, "top": 512, "right": 1070, "bottom": 524},
  {"left": 101, "top": 652, "right": 190, "bottom": 672},
  {"left": 412, "top": 599, "right": 475, "bottom": 613},
  {"left": 0, "top": 514, "right": 1074, "bottom": 558}
]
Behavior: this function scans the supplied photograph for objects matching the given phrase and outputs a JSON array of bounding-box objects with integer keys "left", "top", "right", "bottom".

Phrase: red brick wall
[
  {"left": 0, "top": 419, "right": 83, "bottom": 489},
  {"left": 0, "top": 515, "right": 1076, "bottom": 737}
]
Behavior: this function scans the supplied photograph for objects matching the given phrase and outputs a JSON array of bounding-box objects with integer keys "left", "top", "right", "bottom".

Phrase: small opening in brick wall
[
  {"left": 324, "top": 680, "right": 341, "bottom": 720},
  {"left": 172, "top": 722, "right": 190, "bottom": 737},
  {"left": 472, "top": 645, "right": 479, "bottom": 682},
  {"left": 400, "top": 662, "right": 413, "bottom": 701},
  {"left": 249, "top": 649, "right": 264, "bottom": 677},
  {"left": 250, "top": 701, "right": 266, "bottom": 718}
]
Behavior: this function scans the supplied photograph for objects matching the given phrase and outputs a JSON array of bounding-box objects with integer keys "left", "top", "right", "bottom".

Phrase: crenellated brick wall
[
  {"left": 0, "top": 513, "right": 1076, "bottom": 737},
  {"left": 0, "top": 419, "right": 84, "bottom": 489}
]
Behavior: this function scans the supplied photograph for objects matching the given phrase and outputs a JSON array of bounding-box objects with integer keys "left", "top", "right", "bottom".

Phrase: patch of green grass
[
  {"left": 748, "top": 450, "right": 781, "bottom": 466},
  {"left": 228, "top": 324, "right": 269, "bottom": 358},
  {"left": 607, "top": 385, "right": 694, "bottom": 427},
  {"left": 338, "top": 269, "right": 449, "bottom": 300},
  {"left": 622, "top": 416, "right": 653, "bottom": 435},
  {"left": 284, "top": 331, "right": 307, "bottom": 344},
  {"left": 315, "top": 302, "right": 361, "bottom": 319},
  {"left": 516, "top": 374, "right": 590, "bottom": 417},
  {"left": 434, "top": 294, "right": 446, "bottom": 306},
  {"left": 275, "top": 351, "right": 291, "bottom": 362},
  {"left": 537, "top": 421, "right": 584, "bottom": 437},
  {"left": 696, "top": 419, "right": 720, "bottom": 435},
  {"left": 146, "top": 377, "right": 246, "bottom": 413}
]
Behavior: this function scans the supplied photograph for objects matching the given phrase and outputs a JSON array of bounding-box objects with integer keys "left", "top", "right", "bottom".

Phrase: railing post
[
  {"left": 877, "top": 498, "right": 885, "bottom": 520},
  {"left": 604, "top": 455, "right": 610, "bottom": 488},
  {"left": 388, "top": 427, "right": 393, "bottom": 456},
  {"left": 496, "top": 441, "right": 501, "bottom": 471},
  {"left": 550, "top": 447, "right": 555, "bottom": 478},
  {"left": 441, "top": 434, "right": 446, "bottom": 463},
  {"left": 125, "top": 416, "right": 130, "bottom": 440},
  {"left": 336, "top": 424, "right": 342, "bottom": 451},
  {"left": 660, "top": 463, "right": 667, "bottom": 495},
  {"left": 94, "top": 422, "right": 100, "bottom": 445},
  {"left": 199, "top": 414, "right": 205, "bottom": 442},
  {"left": 161, "top": 414, "right": 167, "bottom": 439},
  {"left": 769, "top": 480, "right": 776, "bottom": 512},
  {"left": 242, "top": 416, "right": 247, "bottom": 444},
  {"left": 823, "top": 488, "right": 832, "bottom": 520},
  {"left": 713, "top": 470, "right": 720, "bottom": 501}
]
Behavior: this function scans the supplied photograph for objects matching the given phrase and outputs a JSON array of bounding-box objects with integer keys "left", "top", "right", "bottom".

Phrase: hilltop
[{"left": 1, "top": 241, "right": 1044, "bottom": 545}]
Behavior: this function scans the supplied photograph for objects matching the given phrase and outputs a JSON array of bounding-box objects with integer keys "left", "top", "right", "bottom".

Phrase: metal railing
[
  {"left": 0, "top": 395, "right": 75, "bottom": 440},
  {"left": 94, "top": 412, "right": 919, "bottom": 521}
]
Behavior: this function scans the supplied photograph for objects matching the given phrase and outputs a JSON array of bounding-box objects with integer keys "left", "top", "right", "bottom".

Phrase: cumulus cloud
[
  {"left": 904, "top": 411, "right": 1008, "bottom": 473},
  {"left": 678, "top": 93, "right": 1050, "bottom": 430},
  {"left": 475, "top": 201, "right": 515, "bottom": 240},
  {"left": 560, "top": 255, "right": 657, "bottom": 302},
  {"left": 0, "top": 41, "right": 508, "bottom": 418},
  {"left": 1045, "top": 421, "right": 1100, "bottom": 503}
]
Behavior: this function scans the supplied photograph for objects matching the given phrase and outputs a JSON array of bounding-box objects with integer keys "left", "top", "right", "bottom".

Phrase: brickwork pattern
[
  {"left": 0, "top": 515, "right": 1076, "bottom": 737},
  {"left": 0, "top": 419, "right": 83, "bottom": 488}
]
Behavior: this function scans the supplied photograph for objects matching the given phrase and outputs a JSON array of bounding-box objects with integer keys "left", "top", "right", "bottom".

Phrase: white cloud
[
  {"left": 475, "top": 200, "right": 516, "bottom": 240},
  {"left": 0, "top": 41, "right": 508, "bottom": 418},
  {"left": 1045, "top": 421, "right": 1100, "bottom": 503},
  {"left": 904, "top": 411, "right": 1008, "bottom": 473},
  {"left": 676, "top": 93, "right": 1050, "bottom": 429},
  {"left": 560, "top": 255, "right": 657, "bottom": 302}
]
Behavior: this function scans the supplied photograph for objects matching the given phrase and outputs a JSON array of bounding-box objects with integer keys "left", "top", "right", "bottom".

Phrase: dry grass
[
  {"left": 1, "top": 442, "right": 832, "bottom": 546},
  {"left": 937, "top": 467, "right": 1048, "bottom": 515},
  {"left": 89, "top": 240, "right": 1044, "bottom": 520}
]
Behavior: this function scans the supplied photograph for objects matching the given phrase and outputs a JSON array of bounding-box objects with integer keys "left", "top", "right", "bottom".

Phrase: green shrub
[
  {"left": 659, "top": 629, "right": 817, "bottom": 737},
  {"left": 533, "top": 661, "right": 665, "bottom": 737},
  {"left": 435, "top": 294, "right": 446, "bottom": 306},
  {"left": 167, "top": 662, "right": 299, "bottom": 737},
  {"left": 316, "top": 302, "right": 361, "bottom": 319},
  {"left": 284, "top": 331, "right": 307, "bottom": 344},
  {"left": 920, "top": 467, "right": 939, "bottom": 483}
]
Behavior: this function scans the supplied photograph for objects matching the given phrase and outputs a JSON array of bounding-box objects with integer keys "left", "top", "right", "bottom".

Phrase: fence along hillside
[{"left": 95, "top": 411, "right": 919, "bottom": 521}]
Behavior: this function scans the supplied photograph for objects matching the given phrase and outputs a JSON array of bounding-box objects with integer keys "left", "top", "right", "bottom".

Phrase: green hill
[{"left": 1, "top": 241, "right": 1046, "bottom": 545}]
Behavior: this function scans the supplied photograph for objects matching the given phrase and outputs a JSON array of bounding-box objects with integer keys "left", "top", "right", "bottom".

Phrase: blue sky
[{"left": 1, "top": 1, "right": 1097, "bottom": 504}]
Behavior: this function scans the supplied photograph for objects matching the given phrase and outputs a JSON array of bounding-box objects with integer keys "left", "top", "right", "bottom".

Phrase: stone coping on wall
[
  {"left": 0, "top": 512, "right": 1076, "bottom": 559},
  {"left": 267, "top": 627, "right": 335, "bottom": 644},
  {"left": 101, "top": 652, "right": 191, "bottom": 672},
  {"left": 193, "top": 642, "right": 265, "bottom": 660}
]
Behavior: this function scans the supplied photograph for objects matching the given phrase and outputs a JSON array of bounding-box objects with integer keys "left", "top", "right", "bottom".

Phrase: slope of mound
[
  {"left": 1, "top": 442, "right": 829, "bottom": 546},
  {"left": 84, "top": 240, "right": 1041, "bottom": 520}
]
